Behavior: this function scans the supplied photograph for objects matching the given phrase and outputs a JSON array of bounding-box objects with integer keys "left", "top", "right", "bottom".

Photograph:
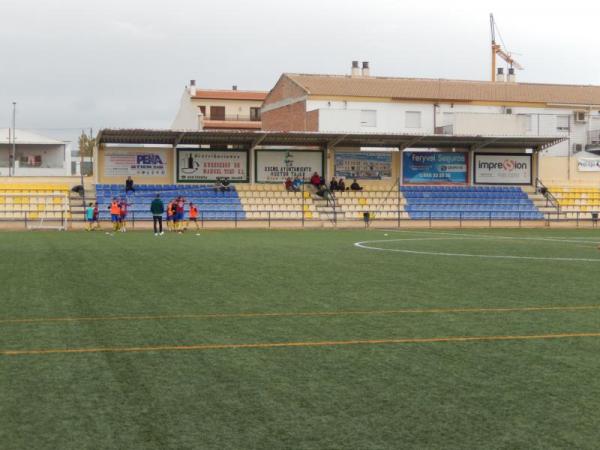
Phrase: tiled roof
[
  {"left": 192, "top": 90, "right": 267, "bottom": 101},
  {"left": 285, "top": 74, "right": 600, "bottom": 106}
]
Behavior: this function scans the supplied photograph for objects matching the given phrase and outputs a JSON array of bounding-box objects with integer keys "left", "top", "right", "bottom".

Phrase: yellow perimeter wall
[{"left": 539, "top": 156, "right": 600, "bottom": 186}]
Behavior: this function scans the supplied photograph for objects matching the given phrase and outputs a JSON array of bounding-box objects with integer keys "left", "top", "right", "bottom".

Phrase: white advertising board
[
  {"left": 256, "top": 150, "right": 323, "bottom": 182},
  {"left": 577, "top": 158, "right": 600, "bottom": 172},
  {"left": 104, "top": 149, "right": 168, "bottom": 177},
  {"left": 474, "top": 153, "right": 532, "bottom": 185},
  {"left": 177, "top": 150, "right": 248, "bottom": 182}
]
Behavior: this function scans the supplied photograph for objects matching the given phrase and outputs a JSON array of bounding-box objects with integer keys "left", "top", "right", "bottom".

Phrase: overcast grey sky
[{"left": 1, "top": 0, "right": 599, "bottom": 140}]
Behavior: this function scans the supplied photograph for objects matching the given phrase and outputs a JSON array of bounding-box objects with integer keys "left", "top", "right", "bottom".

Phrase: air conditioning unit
[
  {"left": 574, "top": 111, "right": 587, "bottom": 123},
  {"left": 573, "top": 143, "right": 584, "bottom": 153}
]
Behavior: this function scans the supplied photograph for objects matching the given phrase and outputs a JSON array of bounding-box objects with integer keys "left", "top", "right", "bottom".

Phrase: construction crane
[{"left": 490, "top": 13, "right": 523, "bottom": 82}]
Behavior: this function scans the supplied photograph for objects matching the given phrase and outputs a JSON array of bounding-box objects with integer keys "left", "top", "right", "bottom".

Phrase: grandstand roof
[
  {"left": 97, "top": 129, "right": 565, "bottom": 151},
  {"left": 281, "top": 73, "right": 600, "bottom": 106},
  {"left": 0, "top": 128, "right": 65, "bottom": 145}
]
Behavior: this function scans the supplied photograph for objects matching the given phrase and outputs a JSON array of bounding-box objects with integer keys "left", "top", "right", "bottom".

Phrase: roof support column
[
  {"left": 534, "top": 149, "right": 540, "bottom": 185},
  {"left": 325, "top": 134, "right": 348, "bottom": 181},
  {"left": 172, "top": 132, "right": 186, "bottom": 184},
  {"left": 249, "top": 133, "right": 267, "bottom": 184}
]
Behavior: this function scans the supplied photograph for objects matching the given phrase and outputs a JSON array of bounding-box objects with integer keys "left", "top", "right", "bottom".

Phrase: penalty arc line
[
  {"left": 354, "top": 239, "right": 600, "bottom": 262},
  {"left": 3, "top": 332, "right": 600, "bottom": 357},
  {"left": 380, "top": 229, "right": 600, "bottom": 245}
]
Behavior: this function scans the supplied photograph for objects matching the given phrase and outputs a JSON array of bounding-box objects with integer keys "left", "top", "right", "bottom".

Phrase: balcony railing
[
  {"left": 435, "top": 125, "right": 454, "bottom": 135},
  {"left": 203, "top": 114, "right": 261, "bottom": 122},
  {"left": 588, "top": 130, "right": 600, "bottom": 146}
]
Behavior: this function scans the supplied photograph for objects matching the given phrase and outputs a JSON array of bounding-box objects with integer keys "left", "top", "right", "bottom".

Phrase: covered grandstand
[{"left": 81, "top": 129, "right": 566, "bottom": 227}]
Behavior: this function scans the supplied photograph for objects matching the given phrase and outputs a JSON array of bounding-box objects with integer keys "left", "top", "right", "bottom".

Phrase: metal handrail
[
  {"left": 535, "top": 178, "right": 560, "bottom": 210},
  {"left": 6, "top": 207, "right": 600, "bottom": 231}
]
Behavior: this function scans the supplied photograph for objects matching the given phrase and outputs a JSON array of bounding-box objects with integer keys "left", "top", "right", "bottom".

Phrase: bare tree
[{"left": 78, "top": 131, "right": 95, "bottom": 176}]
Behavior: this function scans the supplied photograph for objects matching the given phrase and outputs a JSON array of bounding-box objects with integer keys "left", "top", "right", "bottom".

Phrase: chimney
[
  {"left": 507, "top": 68, "right": 516, "bottom": 83},
  {"left": 496, "top": 67, "right": 505, "bottom": 82},
  {"left": 361, "top": 61, "right": 370, "bottom": 77},
  {"left": 232, "top": 85, "right": 238, "bottom": 91},
  {"left": 351, "top": 61, "right": 360, "bottom": 77},
  {"left": 189, "top": 79, "right": 197, "bottom": 96}
]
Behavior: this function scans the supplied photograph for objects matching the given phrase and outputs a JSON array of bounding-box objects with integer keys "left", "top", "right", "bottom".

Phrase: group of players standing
[
  {"left": 149, "top": 194, "right": 199, "bottom": 235},
  {"left": 165, "top": 197, "right": 200, "bottom": 232},
  {"left": 85, "top": 195, "right": 200, "bottom": 234},
  {"left": 108, "top": 198, "right": 131, "bottom": 232}
]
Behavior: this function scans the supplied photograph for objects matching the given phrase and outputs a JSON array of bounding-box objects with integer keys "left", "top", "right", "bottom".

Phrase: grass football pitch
[{"left": 2, "top": 228, "right": 600, "bottom": 449}]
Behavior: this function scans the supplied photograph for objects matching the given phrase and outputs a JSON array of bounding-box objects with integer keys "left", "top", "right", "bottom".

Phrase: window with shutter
[
  {"left": 556, "top": 115, "right": 570, "bottom": 131},
  {"left": 360, "top": 110, "right": 376, "bottom": 127},
  {"left": 405, "top": 111, "right": 422, "bottom": 129},
  {"left": 210, "top": 106, "right": 226, "bottom": 120}
]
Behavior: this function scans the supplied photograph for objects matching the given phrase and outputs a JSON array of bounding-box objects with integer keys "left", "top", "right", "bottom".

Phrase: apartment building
[
  {"left": 172, "top": 81, "right": 267, "bottom": 131},
  {"left": 261, "top": 63, "right": 600, "bottom": 182}
]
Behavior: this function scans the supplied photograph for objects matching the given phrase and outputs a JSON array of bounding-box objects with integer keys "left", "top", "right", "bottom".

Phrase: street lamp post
[{"left": 11, "top": 102, "right": 16, "bottom": 177}]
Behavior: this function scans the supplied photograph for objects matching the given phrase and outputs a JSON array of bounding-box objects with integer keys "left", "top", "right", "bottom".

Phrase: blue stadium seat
[
  {"left": 94, "top": 184, "right": 244, "bottom": 222},
  {"left": 400, "top": 185, "right": 543, "bottom": 221}
]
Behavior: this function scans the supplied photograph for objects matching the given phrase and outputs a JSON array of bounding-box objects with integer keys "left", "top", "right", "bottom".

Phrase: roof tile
[{"left": 286, "top": 74, "right": 600, "bottom": 106}]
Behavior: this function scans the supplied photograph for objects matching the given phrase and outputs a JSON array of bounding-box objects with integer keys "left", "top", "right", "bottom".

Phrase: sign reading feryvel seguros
[
  {"left": 474, "top": 153, "right": 532, "bottom": 185},
  {"left": 256, "top": 150, "right": 323, "bottom": 182}
]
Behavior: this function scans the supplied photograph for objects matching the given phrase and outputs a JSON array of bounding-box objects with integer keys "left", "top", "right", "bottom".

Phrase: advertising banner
[
  {"left": 334, "top": 152, "right": 392, "bottom": 180},
  {"left": 474, "top": 153, "right": 532, "bottom": 185},
  {"left": 256, "top": 150, "right": 323, "bottom": 182},
  {"left": 104, "top": 149, "right": 168, "bottom": 177},
  {"left": 577, "top": 158, "right": 600, "bottom": 172},
  {"left": 177, "top": 149, "right": 248, "bottom": 182},
  {"left": 402, "top": 151, "right": 468, "bottom": 184}
]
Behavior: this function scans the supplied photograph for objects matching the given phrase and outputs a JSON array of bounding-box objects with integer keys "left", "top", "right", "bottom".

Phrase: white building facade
[
  {"left": 262, "top": 67, "right": 600, "bottom": 183},
  {"left": 308, "top": 99, "right": 599, "bottom": 157},
  {"left": 0, "top": 129, "right": 72, "bottom": 177},
  {"left": 172, "top": 80, "right": 266, "bottom": 131}
]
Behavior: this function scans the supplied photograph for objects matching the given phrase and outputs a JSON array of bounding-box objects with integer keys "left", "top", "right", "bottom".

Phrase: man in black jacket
[{"left": 150, "top": 194, "right": 165, "bottom": 235}]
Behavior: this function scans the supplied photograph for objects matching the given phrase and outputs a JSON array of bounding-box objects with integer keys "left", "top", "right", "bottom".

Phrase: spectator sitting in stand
[
  {"left": 125, "top": 176, "right": 135, "bottom": 194},
  {"left": 350, "top": 179, "right": 363, "bottom": 191},
  {"left": 316, "top": 182, "right": 334, "bottom": 205},
  {"left": 213, "top": 178, "right": 231, "bottom": 193},
  {"left": 310, "top": 172, "right": 321, "bottom": 188},
  {"left": 292, "top": 176, "right": 302, "bottom": 192},
  {"left": 285, "top": 177, "right": 293, "bottom": 191},
  {"left": 329, "top": 177, "right": 339, "bottom": 192},
  {"left": 338, "top": 178, "right": 346, "bottom": 191},
  {"left": 316, "top": 183, "right": 326, "bottom": 198}
]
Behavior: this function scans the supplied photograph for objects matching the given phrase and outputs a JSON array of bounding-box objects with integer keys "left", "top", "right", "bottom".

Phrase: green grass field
[{"left": 2, "top": 228, "right": 600, "bottom": 449}]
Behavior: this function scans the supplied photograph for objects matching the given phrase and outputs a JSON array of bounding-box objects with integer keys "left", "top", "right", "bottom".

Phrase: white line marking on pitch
[
  {"left": 354, "top": 237, "right": 600, "bottom": 262},
  {"left": 380, "top": 229, "right": 600, "bottom": 245}
]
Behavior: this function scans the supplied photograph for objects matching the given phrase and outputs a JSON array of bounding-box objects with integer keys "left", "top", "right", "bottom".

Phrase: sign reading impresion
[
  {"left": 402, "top": 151, "right": 468, "bottom": 184},
  {"left": 474, "top": 153, "right": 532, "bottom": 185},
  {"left": 256, "top": 150, "right": 323, "bottom": 182},
  {"left": 104, "top": 149, "right": 168, "bottom": 177},
  {"left": 177, "top": 149, "right": 248, "bottom": 182}
]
